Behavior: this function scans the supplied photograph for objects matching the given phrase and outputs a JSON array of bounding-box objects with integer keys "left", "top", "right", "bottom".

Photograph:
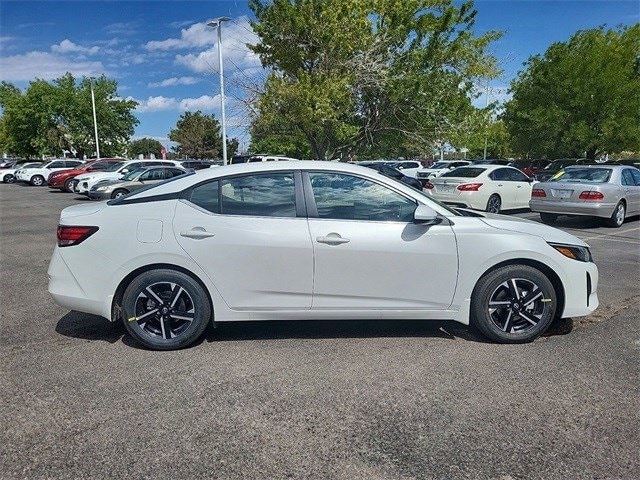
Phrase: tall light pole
[
  {"left": 207, "top": 16, "right": 230, "bottom": 165},
  {"left": 483, "top": 87, "right": 490, "bottom": 161},
  {"left": 90, "top": 78, "right": 100, "bottom": 159}
]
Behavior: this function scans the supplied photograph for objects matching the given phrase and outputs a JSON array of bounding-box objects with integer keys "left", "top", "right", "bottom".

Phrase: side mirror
[
  {"left": 413, "top": 204, "right": 441, "bottom": 224},
  {"left": 527, "top": 177, "right": 535, "bottom": 183}
]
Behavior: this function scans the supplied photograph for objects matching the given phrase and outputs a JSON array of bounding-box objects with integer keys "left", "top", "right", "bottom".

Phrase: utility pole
[
  {"left": 207, "top": 17, "right": 231, "bottom": 165},
  {"left": 90, "top": 78, "right": 100, "bottom": 159}
]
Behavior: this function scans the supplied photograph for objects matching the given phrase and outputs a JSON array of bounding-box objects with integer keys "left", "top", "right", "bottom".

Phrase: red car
[{"left": 48, "top": 158, "right": 126, "bottom": 192}]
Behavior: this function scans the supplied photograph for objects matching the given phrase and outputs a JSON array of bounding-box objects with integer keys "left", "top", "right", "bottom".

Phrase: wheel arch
[
  {"left": 111, "top": 263, "right": 214, "bottom": 323},
  {"left": 473, "top": 258, "right": 565, "bottom": 318}
]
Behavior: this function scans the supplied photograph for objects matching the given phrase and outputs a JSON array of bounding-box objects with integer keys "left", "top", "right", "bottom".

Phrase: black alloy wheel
[
  {"left": 486, "top": 194, "right": 501, "bottom": 214},
  {"left": 471, "top": 265, "right": 557, "bottom": 343},
  {"left": 122, "top": 269, "right": 211, "bottom": 350}
]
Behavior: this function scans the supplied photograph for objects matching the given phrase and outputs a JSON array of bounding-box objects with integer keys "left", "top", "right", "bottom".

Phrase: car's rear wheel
[
  {"left": 30, "top": 175, "right": 45, "bottom": 186},
  {"left": 486, "top": 194, "right": 501, "bottom": 214},
  {"left": 122, "top": 269, "right": 212, "bottom": 350},
  {"left": 471, "top": 265, "right": 557, "bottom": 343},
  {"left": 111, "top": 189, "right": 129, "bottom": 199},
  {"left": 63, "top": 178, "right": 75, "bottom": 192},
  {"left": 3, "top": 174, "right": 15, "bottom": 183},
  {"left": 605, "top": 201, "right": 625, "bottom": 228},
  {"left": 539, "top": 213, "right": 558, "bottom": 224}
]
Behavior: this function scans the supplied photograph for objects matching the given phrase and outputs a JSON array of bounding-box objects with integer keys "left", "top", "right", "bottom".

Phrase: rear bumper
[{"left": 529, "top": 199, "right": 616, "bottom": 218}]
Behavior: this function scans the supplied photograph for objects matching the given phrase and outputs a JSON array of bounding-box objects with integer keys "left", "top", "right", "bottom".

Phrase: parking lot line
[{"left": 578, "top": 227, "right": 640, "bottom": 244}]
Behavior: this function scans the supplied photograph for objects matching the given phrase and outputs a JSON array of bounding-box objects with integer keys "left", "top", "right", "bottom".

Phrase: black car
[
  {"left": 534, "top": 158, "right": 587, "bottom": 181},
  {"left": 471, "top": 159, "right": 510, "bottom": 166},
  {"left": 361, "top": 163, "right": 423, "bottom": 189},
  {"left": 180, "top": 160, "right": 214, "bottom": 170}
]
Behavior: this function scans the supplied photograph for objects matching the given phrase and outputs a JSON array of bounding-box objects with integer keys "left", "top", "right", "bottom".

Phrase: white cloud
[
  {"left": 145, "top": 16, "right": 261, "bottom": 74},
  {"left": 51, "top": 39, "right": 100, "bottom": 55},
  {"left": 104, "top": 21, "right": 139, "bottom": 36},
  {"left": 148, "top": 76, "right": 200, "bottom": 88},
  {"left": 0, "top": 51, "right": 105, "bottom": 81},
  {"left": 134, "top": 94, "right": 224, "bottom": 113}
]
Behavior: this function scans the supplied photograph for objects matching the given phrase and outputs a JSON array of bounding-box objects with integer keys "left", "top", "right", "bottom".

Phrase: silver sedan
[{"left": 529, "top": 165, "right": 640, "bottom": 227}]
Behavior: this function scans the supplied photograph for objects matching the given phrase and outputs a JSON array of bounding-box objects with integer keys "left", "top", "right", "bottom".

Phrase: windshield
[
  {"left": 121, "top": 168, "right": 147, "bottom": 181},
  {"left": 441, "top": 167, "right": 485, "bottom": 178},
  {"left": 105, "top": 162, "right": 126, "bottom": 172},
  {"left": 549, "top": 168, "right": 612, "bottom": 184}
]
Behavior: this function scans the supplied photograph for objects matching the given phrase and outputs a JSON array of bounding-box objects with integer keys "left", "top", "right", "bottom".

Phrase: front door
[
  {"left": 304, "top": 171, "right": 458, "bottom": 310},
  {"left": 173, "top": 171, "right": 313, "bottom": 310}
]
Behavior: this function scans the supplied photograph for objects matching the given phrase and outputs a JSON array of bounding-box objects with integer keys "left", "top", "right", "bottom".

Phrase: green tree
[
  {"left": 169, "top": 110, "right": 239, "bottom": 159},
  {"left": 503, "top": 25, "right": 640, "bottom": 159},
  {"left": 128, "top": 138, "right": 164, "bottom": 158},
  {"left": 248, "top": 0, "right": 501, "bottom": 160},
  {"left": 0, "top": 74, "right": 138, "bottom": 158}
]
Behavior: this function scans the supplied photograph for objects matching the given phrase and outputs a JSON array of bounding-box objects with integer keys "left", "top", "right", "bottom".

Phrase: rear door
[
  {"left": 488, "top": 168, "right": 520, "bottom": 208},
  {"left": 304, "top": 171, "right": 458, "bottom": 311},
  {"left": 622, "top": 169, "right": 640, "bottom": 215},
  {"left": 504, "top": 168, "right": 533, "bottom": 207},
  {"left": 173, "top": 171, "right": 313, "bottom": 310}
]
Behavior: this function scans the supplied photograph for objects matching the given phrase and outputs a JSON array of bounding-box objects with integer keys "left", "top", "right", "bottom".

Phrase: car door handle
[
  {"left": 180, "top": 228, "right": 215, "bottom": 239},
  {"left": 497, "top": 184, "right": 504, "bottom": 187},
  {"left": 316, "top": 234, "right": 350, "bottom": 245},
  {"left": 516, "top": 185, "right": 522, "bottom": 188}
]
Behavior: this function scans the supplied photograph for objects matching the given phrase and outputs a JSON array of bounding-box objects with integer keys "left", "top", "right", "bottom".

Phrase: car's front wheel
[
  {"left": 471, "top": 265, "right": 557, "bottom": 343},
  {"left": 30, "top": 175, "right": 45, "bottom": 186},
  {"left": 111, "top": 189, "right": 129, "bottom": 199},
  {"left": 122, "top": 269, "right": 212, "bottom": 350}
]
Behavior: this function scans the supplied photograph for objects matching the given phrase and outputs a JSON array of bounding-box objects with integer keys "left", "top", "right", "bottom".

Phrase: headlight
[
  {"left": 95, "top": 186, "right": 109, "bottom": 191},
  {"left": 549, "top": 243, "right": 593, "bottom": 262}
]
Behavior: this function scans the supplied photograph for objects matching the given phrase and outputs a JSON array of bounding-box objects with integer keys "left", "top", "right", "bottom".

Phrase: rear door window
[{"left": 220, "top": 173, "right": 297, "bottom": 217}]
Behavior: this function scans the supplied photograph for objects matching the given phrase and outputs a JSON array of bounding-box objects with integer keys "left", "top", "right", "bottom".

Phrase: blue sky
[{"left": 0, "top": 0, "right": 637, "bottom": 153}]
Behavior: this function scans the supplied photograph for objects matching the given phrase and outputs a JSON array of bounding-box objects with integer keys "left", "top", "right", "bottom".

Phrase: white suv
[
  {"left": 15, "top": 159, "right": 84, "bottom": 186},
  {"left": 74, "top": 160, "right": 182, "bottom": 195},
  {"left": 416, "top": 160, "right": 471, "bottom": 184}
]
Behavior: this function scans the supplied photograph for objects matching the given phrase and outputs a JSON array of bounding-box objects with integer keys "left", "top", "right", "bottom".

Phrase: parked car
[
  {"left": 530, "top": 165, "right": 640, "bottom": 227},
  {"left": 88, "top": 166, "right": 187, "bottom": 200},
  {"left": 247, "top": 155, "right": 299, "bottom": 162},
  {"left": 180, "top": 160, "right": 215, "bottom": 170},
  {"left": 424, "top": 165, "right": 534, "bottom": 213},
  {"left": 534, "top": 158, "right": 587, "bottom": 181},
  {"left": 48, "top": 159, "right": 126, "bottom": 192},
  {"left": 1, "top": 162, "right": 43, "bottom": 183},
  {"left": 361, "top": 162, "right": 423, "bottom": 189},
  {"left": 49, "top": 161, "right": 599, "bottom": 350},
  {"left": 0, "top": 158, "right": 27, "bottom": 169},
  {"left": 471, "top": 159, "right": 511, "bottom": 166},
  {"left": 508, "top": 159, "right": 550, "bottom": 178},
  {"left": 15, "top": 159, "right": 84, "bottom": 186},
  {"left": 416, "top": 160, "right": 471, "bottom": 184},
  {"left": 74, "top": 160, "right": 182, "bottom": 195},
  {"left": 383, "top": 160, "right": 422, "bottom": 178},
  {"left": 613, "top": 159, "right": 640, "bottom": 168}
]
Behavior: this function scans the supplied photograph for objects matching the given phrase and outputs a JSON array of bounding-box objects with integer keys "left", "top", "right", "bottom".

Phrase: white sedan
[
  {"left": 15, "top": 159, "right": 84, "bottom": 186},
  {"left": 48, "top": 161, "right": 598, "bottom": 350},
  {"left": 424, "top": 165, "right": 534, "bottom": 213}
]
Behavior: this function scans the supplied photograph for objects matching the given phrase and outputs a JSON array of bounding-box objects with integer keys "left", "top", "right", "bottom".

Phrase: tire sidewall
[
  {"left": 64, "top": 178, "right": 74, "bottom": 192},
  {"left": 471, "top": 265, "right": 557, "bottom": 343},
  {"left": 112, "top": 189, "right": 128, "bottom": 199},
  {"left": 122, "top": 269, "right": 212, "bottom": 350},
  {"left": 31, "top": 175, "right": 44, "bottom": 186},
  {"left": 612, "top": 202, "right": 625, "bottom": 227},
  {"left": 4, "top": 174, "right": 14, "bottom": 183},
  {"left": 486, "top": 194, "right": 501, "bottom": 214}
]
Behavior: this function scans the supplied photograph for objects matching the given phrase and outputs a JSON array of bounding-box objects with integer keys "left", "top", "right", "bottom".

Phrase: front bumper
[
  {"left": 562, "top": 261, "right": 599, "bottom": 318},
  {"left": 529, "top": 199, "right": 616, "bottom": 218}
]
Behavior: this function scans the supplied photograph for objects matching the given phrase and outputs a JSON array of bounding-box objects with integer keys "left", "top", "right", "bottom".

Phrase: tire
[
  {"left": 471, "top": 265, "right": 557, "bottom": 343},
  {"left": 486, "top": 194, "right": 501, "bottom": 214},
  {"left": 111, "top": 189, "right": 129, "bottom": 199},
  {"left": 539, "top": 213, "right": 558, "bottom": 224},
  {"left": 63, "top": 178, "right": 75, "bottom": 192},
  {"left": 3, "top": 174, "right": 14, "bottom": 184},
  {"left": 30, "top": 175, "right": 45, "bottom": 186},
  {"left": 605, "top": 201, "right": 625, "bottom": 228},
  {"left": 122, "top": 269, "right": 212, "bottom": 350}
]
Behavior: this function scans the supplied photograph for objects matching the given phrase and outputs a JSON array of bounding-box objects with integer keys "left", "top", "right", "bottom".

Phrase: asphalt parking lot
[{"left": 1, "top": 183, "right": 638, "bottom": 480}]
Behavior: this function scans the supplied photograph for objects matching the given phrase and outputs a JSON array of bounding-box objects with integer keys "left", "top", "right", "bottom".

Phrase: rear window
[
  {"left": 549, "top": 168, "right": 612, "bottom": 184},
  {"left": 441, "top": 167, "right": 485, "bottom": 178}
]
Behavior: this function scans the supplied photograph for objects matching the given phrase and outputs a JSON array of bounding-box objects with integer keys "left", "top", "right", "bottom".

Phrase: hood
[
  {"left": 60, "top": 202, "right": 107, "bottom": 220},
  {"left": 478, "top": 213, "right": 588, "bottom": 247}
]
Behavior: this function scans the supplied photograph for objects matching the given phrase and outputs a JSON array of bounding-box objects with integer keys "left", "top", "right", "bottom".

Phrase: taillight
[
  {"left": 424, "top": 181, "right": 434, "bottom": 189},
  {"left": 579, "top": 191, "right": 604, "bottom": 200},
  {"left": 57, "top": 226, "right": 99, "bottom": 247},
  {"left": 457, "top": 183, "right": 483, "bottom": 191},
  {"left": 531, "top": 189, "right": 546, "bottom": 197}
]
